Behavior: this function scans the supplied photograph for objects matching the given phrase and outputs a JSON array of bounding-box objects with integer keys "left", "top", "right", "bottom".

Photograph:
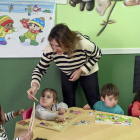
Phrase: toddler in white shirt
[{"left": 35, "top": 88, "right": 68, "bottom": 121}]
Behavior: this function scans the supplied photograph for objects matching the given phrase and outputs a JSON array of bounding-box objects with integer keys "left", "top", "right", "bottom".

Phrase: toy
[
  {"left": 36, "top": 115, "right": 76, "bottom": 131},
  {"left": 74, "top": 120, "right": 90, "bottom": 126},
  {"left": 18, "top": 120, "right": 30, "bottom": 126},
  {"left": 70, "top": 110, "right": 81, "bottom": 115},
  {"left": 88, "top": 110, "right": 95, "bottom": 116},
  {"left": 74, "top": 122, "right": 78, "bottom": 125},
  {"left": 95, "top": 113, "right": 132, "bottom": 126}
]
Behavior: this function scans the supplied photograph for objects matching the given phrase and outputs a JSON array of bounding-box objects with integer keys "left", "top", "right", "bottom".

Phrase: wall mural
[{"left": 69, "top": 0, "right": 138, "bottom": 36}]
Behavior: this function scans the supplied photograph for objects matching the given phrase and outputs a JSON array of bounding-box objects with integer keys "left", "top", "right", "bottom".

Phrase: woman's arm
[
  {"left": 80, "top": 41, "right": 102, "bottom": 74},
  {"left": 27, "top": 45, "right": 53, "bottom": 98},
  {"left": 69, "top": 34, "right": 102, "bottom": 81},
  {"left": 31, "top": 45, "right": 53, "bottom": 88}
]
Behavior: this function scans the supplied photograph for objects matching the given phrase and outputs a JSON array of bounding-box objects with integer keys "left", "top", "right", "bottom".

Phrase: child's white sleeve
[
  {"left": 57, "top": 102, "right": 68, "bottom": 111},
  {"left": 35, "top": 106, "right": 57, "bottom": 121},
  {"left": 5, "top": 112, "right": 15, "bottom": 122}
]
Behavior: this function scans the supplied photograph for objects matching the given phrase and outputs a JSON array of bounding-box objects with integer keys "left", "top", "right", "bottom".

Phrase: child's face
[
  {"left": 29, "top": 23, "right": 41, "bottom": 31},
  {"left": 4, "top": 23, "right": 13, "bottom": 30},
  {"left": 0, "top": 107, "right": 6, "bottom": 125},
  {"left": 101, "top": 95, "right": 118, "bottom": 108},
  {"left": 40, "top": 91, "right": 55, "bottom": 109}
]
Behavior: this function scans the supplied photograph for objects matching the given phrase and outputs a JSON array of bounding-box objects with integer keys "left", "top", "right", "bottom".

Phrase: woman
[{"left": 28, "top": 23, "right": 102, "bottom": 108}]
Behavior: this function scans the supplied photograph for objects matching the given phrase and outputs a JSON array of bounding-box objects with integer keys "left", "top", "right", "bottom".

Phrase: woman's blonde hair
[{"left": 48, "top": 23, "right": 81, "bottom": 57}]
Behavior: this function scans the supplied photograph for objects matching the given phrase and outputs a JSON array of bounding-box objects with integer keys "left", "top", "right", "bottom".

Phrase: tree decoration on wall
[
  {"left": 69, "top": 0, "right": 139, "bottom": 36},
  {"left": 97, "top": 0, "right": 117, "bottom": 36}
]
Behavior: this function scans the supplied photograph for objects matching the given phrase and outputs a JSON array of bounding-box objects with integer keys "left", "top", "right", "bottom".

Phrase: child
[
  {"left": 35, "top": 88, "right": 68, "bottom": 121},
  {"left": 0, "top": 15, "right": 15, "bottom": 45},
  {"left": 19, "top": 17, "right": 45, "bottom": 46},
  {"left": 131, "top": 88, "right": 140, "bottom": 117},
  {"left": 83, "top": 83, "right": 124, "bottom": 115},
  {"left": 0, "top": 106, "right": 33, "bottom": 140}
]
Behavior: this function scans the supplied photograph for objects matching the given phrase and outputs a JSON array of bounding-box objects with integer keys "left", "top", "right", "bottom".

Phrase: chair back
[
  {"left": 128, "top": 104, "right": 133, "bottom": 116},
  {"left": 23, "top": 107, "right": 33, "bottom": 120}
]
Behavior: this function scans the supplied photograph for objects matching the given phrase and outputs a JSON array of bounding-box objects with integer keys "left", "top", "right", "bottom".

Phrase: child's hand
[
  {"left": 13, "top": 109, "right": 25, "bottom": 117},
  {"left": 21, "top": 129, "right": 33, "bottom": 140},
  {"left": 83, "top": 104, "right": 90, "bottom": 110},
  {"left": 55, "top": 115, "right": 64, "bottom": 122},
  {"left": 58, "top": 108, "right": 66, "bottom": 114},
  {"left": 18, "top": 109, "right": 25, "bottom": 115}
]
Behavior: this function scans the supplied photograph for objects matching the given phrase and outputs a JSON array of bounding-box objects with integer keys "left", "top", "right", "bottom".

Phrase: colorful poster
[
  {"left": 0, "top": 1, "right": 55, "bottom": 57},
  {"left": 31, "top": 0, "right": 67, "bottom": 4},
  {"left": 20, "top": 0, "right": 67, "bottom": 4}
]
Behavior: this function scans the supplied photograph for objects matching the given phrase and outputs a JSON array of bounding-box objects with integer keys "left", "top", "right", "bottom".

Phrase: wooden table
[{"left": 14, "top": 107, "right": 140, "bottom": 140}]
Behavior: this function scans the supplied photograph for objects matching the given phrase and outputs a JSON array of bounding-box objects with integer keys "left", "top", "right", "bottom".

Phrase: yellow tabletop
[{"left": 14, "top": 107, "right": 140, "bottom": 140}]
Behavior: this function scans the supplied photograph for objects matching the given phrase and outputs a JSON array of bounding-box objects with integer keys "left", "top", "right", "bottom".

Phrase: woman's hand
[
  {"left": 21, "top": 129, "right": 34, "bottom": 140},
  {"left": 69, "top": 68, "right": 83, "bottom": 81},
  {"left": 27, "top": 82, "right": 39, "bottom": 100}
]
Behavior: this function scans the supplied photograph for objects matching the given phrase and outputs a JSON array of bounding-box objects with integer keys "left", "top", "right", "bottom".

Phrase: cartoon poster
[
  {"left": 0, "top": 1, "right": 55, "bottom": 57},
  {"left": 20, "top": 0, "right": 67, "bottom": 4},
  {"left": 29, "top": 0, "right": 67, "bottom": 4}
]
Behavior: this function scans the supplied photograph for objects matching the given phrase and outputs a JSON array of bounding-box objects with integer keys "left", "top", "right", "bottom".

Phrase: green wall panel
[{"left": 1, "top": 54, "right": 137, "bottom": 139}]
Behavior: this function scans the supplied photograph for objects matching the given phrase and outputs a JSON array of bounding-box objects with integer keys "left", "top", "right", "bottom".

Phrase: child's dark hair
[
  {"left": 101, "top": 83, "right": 119, "bottom": 98},
  {"left": 132, "top": 88, "right": 140, "bottom": 104},
  {"left": 41, "top": 88, "right": 58, "bottom": 101}
]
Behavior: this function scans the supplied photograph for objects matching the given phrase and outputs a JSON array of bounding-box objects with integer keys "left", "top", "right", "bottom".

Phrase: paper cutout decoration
[{"left": 95, "top": 113, "right": 132, "bottom": 126}]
